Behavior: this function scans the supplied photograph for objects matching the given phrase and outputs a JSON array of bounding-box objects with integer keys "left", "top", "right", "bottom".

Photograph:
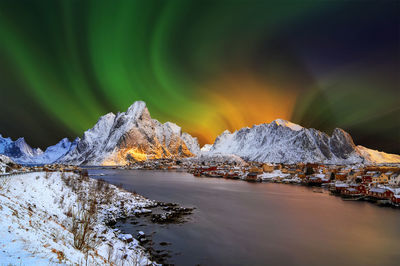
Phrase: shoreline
[
  {"left": 1, "top": 163, "right": 399, "bottom": 264},
  {"left": 85, "top": 159, "right": 400, "bottom": 209},
  {"left": 0, "top": 170, "right": 157, "bottom": 265}
]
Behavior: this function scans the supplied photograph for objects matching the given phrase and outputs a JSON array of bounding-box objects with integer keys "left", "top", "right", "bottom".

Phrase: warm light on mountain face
[
  {"left": 0, "top": 1, "right": 398, "bottom": 153},
  {"left": 101, "top": 138, "right": 194, "bottom": 166},
  {"left": 102, "top": 148, "right": 149, "bottom": 166}
]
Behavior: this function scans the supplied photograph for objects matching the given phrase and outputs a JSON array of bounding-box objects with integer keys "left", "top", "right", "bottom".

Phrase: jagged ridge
[
  {"left": 205, "top": 119, "right": 400, "bottom": 165},
  {"left": 1, "top": 107, "right": 399, "bottom": 166},
  {"left": 59, "top": 101, "right": 200, "bottom": 165},
  {"left": 0, "top": 134, "right": 78, "bottom": 164}
]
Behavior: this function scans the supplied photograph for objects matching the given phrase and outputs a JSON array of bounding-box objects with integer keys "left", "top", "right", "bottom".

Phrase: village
[
  {"left": 2, "top": 157, "right": 400, "bottom": 208},
  {"left": 121, "top": 157, "right": 400, "bottom": 208}
]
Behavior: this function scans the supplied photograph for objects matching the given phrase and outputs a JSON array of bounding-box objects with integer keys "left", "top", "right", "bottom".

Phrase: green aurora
[{"left": 0, "top": 0, "right": 399, "bottom": 153}]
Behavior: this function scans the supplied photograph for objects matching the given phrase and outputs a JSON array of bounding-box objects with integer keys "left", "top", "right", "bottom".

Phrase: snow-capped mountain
[
  {"left": 31, "top": 138, "right": 80, "bottom": 164},
  {"left": 0, "top": 134, "right": 78, "bottom": 165},
  {"left": 205, "top": 119, "right": 400, "bottom": 165},
  {"left": 59, "top": 101, "right": 200, "bottom": 165},
  {"left": 0, "top": 135, "right": 43, "bottom": 164},
  {"left": 2, "top": 107, "right": 398, "bottom": 166}
]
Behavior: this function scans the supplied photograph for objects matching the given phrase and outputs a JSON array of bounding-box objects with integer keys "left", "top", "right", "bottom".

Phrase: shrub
[
  {"left": 70, "top": 202, "right": 99, "bottom": 252},
  {"left": 95, "top": 178, "right": 106, "bottom": 192}
]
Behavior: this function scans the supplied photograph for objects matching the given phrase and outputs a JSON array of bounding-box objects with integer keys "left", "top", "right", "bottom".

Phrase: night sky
[{"left": 0, "top": 0, "right": 399, "bottom": 154}]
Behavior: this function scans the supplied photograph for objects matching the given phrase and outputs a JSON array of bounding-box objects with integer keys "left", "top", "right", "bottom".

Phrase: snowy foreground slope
[
  {"left": 205, "top": 119, "right": 400, "bottom": 165},
  {"left": 59, "top": 101, "right": 200, "bottom": 165},
  {"left": 0, "top": 172, "right": 155, "bottom": 265}
]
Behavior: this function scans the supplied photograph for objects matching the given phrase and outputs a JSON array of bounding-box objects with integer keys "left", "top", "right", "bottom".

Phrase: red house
[
  {"left": 342, "top": 187, "right": 361, "bottom": 196},
  {"left": 334, "top": 183, "right": 349, "bottom": 193},
  {"left": 391, "top": 195, "right": 400, "bottom": 205},
  {"left": 368, "top": 187, "right": 393, "bottom": 199},
  {"left": 362, "top": 176, "right": 372, "bottom": 183}
]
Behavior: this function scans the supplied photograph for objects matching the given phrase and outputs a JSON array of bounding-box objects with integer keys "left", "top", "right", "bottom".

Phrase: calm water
[{"left": 89, "top": 169, "right": 400, "bottom": 266}]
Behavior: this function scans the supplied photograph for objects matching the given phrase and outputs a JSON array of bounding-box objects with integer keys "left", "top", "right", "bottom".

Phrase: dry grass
[
  {"left": 60, "top": 172, "right": 102, "bottom": 253},
  {"left": 70, "top": 201, "right": 99, "bottom": 252}
]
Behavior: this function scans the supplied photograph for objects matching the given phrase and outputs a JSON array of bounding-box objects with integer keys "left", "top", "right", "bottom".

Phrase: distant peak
[
  {"left": 272, "top": 119, "right": 303, "bottom": 131},
  {"left": 15, "top": 137, "right": 27, "bottom": 144},
  {"left": 56, "top": 138, "right": 71, "bottom": 148},
  {"left": 34, "top": 148, "right": 44, "bottom": 155}
]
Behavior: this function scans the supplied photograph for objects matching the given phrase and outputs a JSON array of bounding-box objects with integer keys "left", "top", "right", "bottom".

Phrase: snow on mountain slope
[
  {"left": 0, "top": 134, "right": 80, "bottom": 165},
  {"left": 0, "top": 154, "right": 14, "bottom": 173},
  {"left": 0, "top": 135, "right": 42, "bottom": 164},
  {"left": 357, "top": 145, "right": 400, "bottom": 164},
  {"left": 274, "top": 119, "right": 303, "bottom": 131},
  {"left": 31, "top": 138, "right": 80, "bottom": 164},
  {"left": 0, "top": 134, "right": 13, "bottom": 153},
  {"left": 200, "top": 144, "right": 212, "bottom": 153},
  {"left": 59, "top": 101, "right": 200, "bottom": 165},
  {"left": 206, "top": 119, "right": 371, "bottom": 164},
  {"left": 182, "top": 132, "right": 201, "bottom": 155}
]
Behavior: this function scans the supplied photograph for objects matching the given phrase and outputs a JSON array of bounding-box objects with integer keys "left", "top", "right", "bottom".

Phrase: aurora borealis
[{"left": 0, "top": 0, "right": 399, "bottom": 153}]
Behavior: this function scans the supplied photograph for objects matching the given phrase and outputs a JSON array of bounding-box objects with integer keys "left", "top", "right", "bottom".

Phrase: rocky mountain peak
[
  {"left": 329, "top": 128, "right": 357, "bottom": 159},
  {"left": 58, "top": 101, "right": 200, "bottom": 165},
  {"left": 272, "top": 119, "right": 303, "bottom": 131},
  {"left": 126, "top": 101, "right": 148, "bottom": 119},
  {"left": 206, "top": 120, "right": 366, "bottom": 164}
]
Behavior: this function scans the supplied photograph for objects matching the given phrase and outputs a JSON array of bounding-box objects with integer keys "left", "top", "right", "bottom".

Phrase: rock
[
  {"left": 106, "top": 220, "right": 116, "bottom": 226},
  {"left": 139, "top": 237, "right": 148, "bottom": 243},
  {"left": 118, "top": 234, "right": 133, "bottom": 243},
  {"left": 141, "top": 208, "right": 152, "bottom": 213}
]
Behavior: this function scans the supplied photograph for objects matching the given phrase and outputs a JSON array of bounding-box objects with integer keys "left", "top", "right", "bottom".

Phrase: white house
[{"left": 389, "top": 172, "right": 400, "bottom": 186}]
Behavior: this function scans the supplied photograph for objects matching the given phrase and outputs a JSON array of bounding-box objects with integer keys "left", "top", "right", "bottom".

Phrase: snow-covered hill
[
  {"left": 0, "top": 171, "right": 154, "bottom": 265},
  {"left": 205, "top": 119, "right": 400, "bottom": 165},
  {"left": 59, "top": 101, "right": 200, "bottom": 165}
]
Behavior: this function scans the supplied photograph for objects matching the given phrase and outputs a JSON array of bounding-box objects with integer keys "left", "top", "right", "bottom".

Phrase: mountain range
[
  {"left": 206, "top": 119, "right": 400, "bottom": 165},
  {"left": 1, "top": 101, "right": 399, "bottom": 165},
  {"left": 0, "top": 134, "right": 78, "bottom": 165}
]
